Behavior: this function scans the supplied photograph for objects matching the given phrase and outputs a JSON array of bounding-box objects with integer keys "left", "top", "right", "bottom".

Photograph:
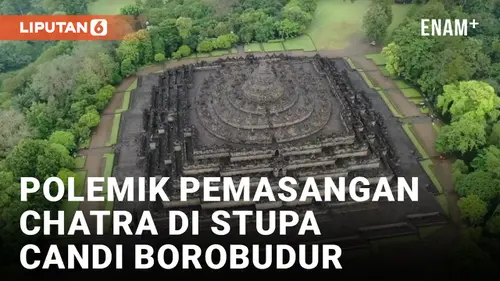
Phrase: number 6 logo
[{"left": 90, "top": 19, "right": 108, "bottom": 36}]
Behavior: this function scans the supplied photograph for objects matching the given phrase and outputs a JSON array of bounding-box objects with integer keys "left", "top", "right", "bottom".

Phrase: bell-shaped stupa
[{"left": 241, "top": 61, "right": 284, "bottom": 103}]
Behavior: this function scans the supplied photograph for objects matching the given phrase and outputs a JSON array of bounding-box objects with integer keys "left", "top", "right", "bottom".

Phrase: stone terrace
[{"left": 113, "top": 54, "right": 446, "bottom": 247}]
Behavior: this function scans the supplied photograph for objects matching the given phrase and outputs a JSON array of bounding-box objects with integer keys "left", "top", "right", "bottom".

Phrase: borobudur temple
[{"left": 113, "top": 54, "right": 446, "bottom": 248}]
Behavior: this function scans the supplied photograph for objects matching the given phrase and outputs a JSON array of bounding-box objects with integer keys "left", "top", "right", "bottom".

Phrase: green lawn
[
  {"left": 75, "top": 156, "right": 86, "bottom": 169},
  {"left": 379, "top": 66, "right": 398, "bottom": 79},
  {"left": 394, "top": 80, "right": 412, "bottom": 89},
  {"left": 79, "top": 138, "right": 90, "bottom": 149},
  {"left": 304, "top": 1, "right": 412, "bottom": 50},
  {"left": 126, "top": 79, "right": 137, "bottom": 92},
  {"left": 283, "top": 35, "right": 316, "bottom": 51},
  {"left": 420, "top": 107, "right": 429, "bottom": 114},
  {"left": 102, "top": 153, "right": 115, "bottom": 232},
  {"left": 116, "top": 91, "right": 130, "bottom": 113},
  {"left": 401, "top": 88, "right": 422, "bottom": 98},
  {"left": 402, "top": 123, "right": 429, "bottom": 158},
  {"left": 262, "top": 42, "right": 285, "bottom": 52},
  {"left": 365, "top": 53, "right": 386, "bottom": 65},
  {"left": 197, "top": 52, "right": 211, "bottom": 58},
  {"left": 305, "top": 0, "right": 370, "bottom": 49},
  {"left": 211, "top": 50, "right": 230, "bottom": 56},
  {"left": 420, "top": 159, "right": 445, "bottom": 194},
  {"left": 89, "top": 0, "right": 136, "bottom": 14},
  {"left": 244, "top": 43, "right": 262, "bottom": 53},
  {"left": 385, "top": 4, "right": 414, "bottom": 43},
  {"left": 409, "top": 96, "right": 424, "bottom": 104},
  {"left": 105, "top": 113, "right": 122, "bottom": 146}
]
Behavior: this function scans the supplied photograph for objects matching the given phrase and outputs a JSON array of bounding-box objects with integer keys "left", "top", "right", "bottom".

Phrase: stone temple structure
[{"left": 113, "top": 55, "right": 446, "bottom": 249}]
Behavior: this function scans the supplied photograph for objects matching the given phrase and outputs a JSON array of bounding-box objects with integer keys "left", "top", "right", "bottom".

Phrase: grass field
[
  {"left": 306, "top": 0, "right": 370, "bottom": 49},
  {"left": 106, "top": 113, "right": 122, "bottom": 146},
  {"left": 386, "top": 4, "right": 414, "bottom": 43},
  {"left": 394, "top": 80, "right": 412, "bottom": 89},
  {"left": 262, "top": 42, "right": 285, "bottom": 52},
  {"left": 401, "top": 88, "right": 422, "bottom": 98},
  {"left": 365, "top": 53, "right": 386, "bottom": 65},
  {"left": 89, "top": 0, "right": 136, "bottom": 15},
  {"left": 305, "top": 1, "right": 412, "bottom": 50},
  {"left": 244, "top": 43, "right": 262, "bottom": 53},
  {"left": 116, "top": 91, "right": 130, "bottom": 113},
  {"left": 75, "top": 156, "right": 86, "bottom": 169},
  {"left": 283, "top": 36, "right": 316, "bottom": 51}
]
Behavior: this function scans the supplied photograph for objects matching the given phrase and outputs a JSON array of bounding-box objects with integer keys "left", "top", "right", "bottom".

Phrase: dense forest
[
  {"left": 0, "top": 0, "right": 319, "bottom": 264},
  {"left": 379, "top": 0, "right": 500, "bottom": 275}
]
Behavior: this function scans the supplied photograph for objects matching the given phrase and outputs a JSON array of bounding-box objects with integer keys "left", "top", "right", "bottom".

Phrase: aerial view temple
[{"left": 113, "top": 54, "right": 446, "bottom": 249}]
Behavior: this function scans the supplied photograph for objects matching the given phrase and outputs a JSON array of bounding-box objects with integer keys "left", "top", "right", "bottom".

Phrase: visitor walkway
[{"left": 349, "top": 55, "right": 460, "bottom": 225}]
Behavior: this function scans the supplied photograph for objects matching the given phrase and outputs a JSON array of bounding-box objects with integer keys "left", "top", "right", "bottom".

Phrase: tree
[
  {"left": 275, "top": 19, "right": 300, "bottom": 39},
  {"left": 372, "top": 0, "right": 393, "bottom": 21},
  {"left": 78, "top": 109, "right": 100, "bottom": 129},
  {"left": 172, "top": 45, "right": 191, "bottom": 59},
  {"left": 120, "top": 58, "right": 135, "bottom": 77},
  {"left": 437, "top": 81, "right": 500, "bottom": 122},
  {"left": 0, "top": 109, "right": 31, "bottom": 159},
  {"left": 35, "top": 143, "right": 74, "bottom": 180},
  {"left": 26, "top": 102, "right": 59, "bottom": 139},
  {"left": 120, "top": 4, "right": 144, "bottom": 17},
  {"left": 435, "top": 113, "right": 487, "bottom": 154},
  {"left": 362, "top": 3, "right": 390, "bottom": 43},
  {"left": 489, "top": 121, "right": 500, "bottom": 146},
  {"left": 154, "top": 53, "right": 165, "bottom": 62},
  {"left": 197, "top": 39, "right": 214, "bottom": 53},
  {"left": 42, "top": 0, "right": 89, "bottom": 14},
  {"left": 144, "top": 0, "right": 164, "bottom": 9},
  {"left": 452, "top": 159, "right": 469, "bottom": 184},
  {"left": 175, "top": 17, "right": 193, "bottom": 40},
  {"left": 281, "top": 3, "right": 313, "bottom": 33},
  {"left": 49, "top": 131, "right": 76, "bottom": 152},
  {"left": 95, "top": 85, "right": 115, "bottom": 112},
  {"left": 382, "top": 42, "right": 401, "bottom": 76},
  {"left": 30, "top": 54, "right": 81, "bottom": 101},
  {"left": 56, "top": 168, "right": 77, "bottom": 187},
  {"left": 214, "top": 33, "right": 239, "bottom": 49},
  {"left": 458, "top": 195, "right": 488, "bottom": 225},
  {"left": 0, "top": 170, "right": 33, "bottom": 262},
  {"left": 5, "top": 139, "right": 47, "bottom": 178},
  {"left": 455, "top": 170, "right": 500, "bottom": 202},
  {"left": 471, "top": 146, "right": 500, "bottom": 177}
]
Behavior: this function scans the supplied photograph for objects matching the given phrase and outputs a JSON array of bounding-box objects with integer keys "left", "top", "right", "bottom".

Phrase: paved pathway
[{"left": 349, "top": 54, "right": 461, "bottom": 225}]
